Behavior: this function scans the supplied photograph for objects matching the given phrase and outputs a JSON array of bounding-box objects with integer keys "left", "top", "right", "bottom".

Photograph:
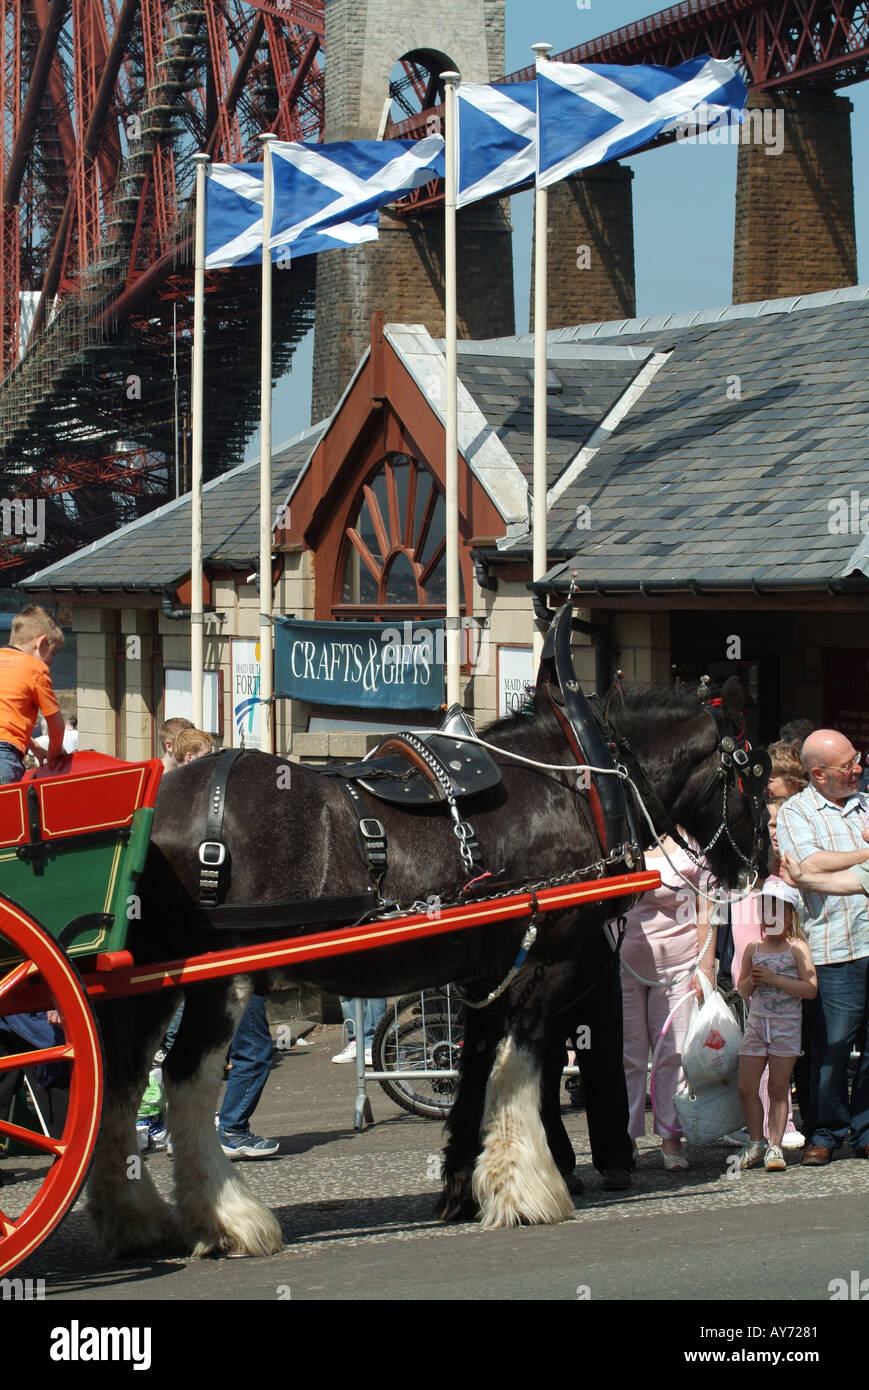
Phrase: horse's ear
[{"left": 720, "top": 675, "right": 745, "bottom": 725}]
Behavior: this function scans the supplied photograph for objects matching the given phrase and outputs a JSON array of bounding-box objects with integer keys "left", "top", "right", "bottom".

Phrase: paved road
[{"left": 7, "top": 1025, "right": 869, "bottom": 1312}]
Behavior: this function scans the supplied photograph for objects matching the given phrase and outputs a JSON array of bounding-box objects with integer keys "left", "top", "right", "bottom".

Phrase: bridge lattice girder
[{"left": 0, "top": 0, "right": 322, "bottom": 577}]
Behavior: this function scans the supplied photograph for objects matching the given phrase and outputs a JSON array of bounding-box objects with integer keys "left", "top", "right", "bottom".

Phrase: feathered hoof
[
  {"left": 184, "top": 1199, "right": 283, "bottom": 1260},
  {"left": 434, "top": 1170, "right": 479, "bottom": 1224}
]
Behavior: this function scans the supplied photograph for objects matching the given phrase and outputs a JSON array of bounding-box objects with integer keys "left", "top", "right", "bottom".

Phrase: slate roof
[
  {"left": 21, "top": 285, "right": 869, "bottom": 599},
  {"left": 21, "top": 423, "right": 325, "bottom": 592},
  {"left": 489, "top": 287, "right": 869, "bottom": 593},
  {"left": 455, "top": 348, "right": 641, "bottom": 490}
]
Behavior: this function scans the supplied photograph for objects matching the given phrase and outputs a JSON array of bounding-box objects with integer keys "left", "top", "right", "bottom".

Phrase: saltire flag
[
  {"left": 536, "top": 56, "right": 747, "bottom": 188},
  {"left": 205, "top": 136, "right": 445, "bottom": 268},
  {"left": 455, "top": 82, "right": 536, "bottom": 209}
]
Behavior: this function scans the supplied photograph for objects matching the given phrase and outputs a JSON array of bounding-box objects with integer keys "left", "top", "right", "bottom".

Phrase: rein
[{"left": 441, "top": 728, "right": 764, "bottom": 906}]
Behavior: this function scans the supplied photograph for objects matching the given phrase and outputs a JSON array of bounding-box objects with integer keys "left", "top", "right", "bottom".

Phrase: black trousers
[{"left": 568, "top": 927, "right": 634, "bottom": 1173}]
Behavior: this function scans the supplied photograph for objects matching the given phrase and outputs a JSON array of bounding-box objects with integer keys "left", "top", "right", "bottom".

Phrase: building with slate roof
[{"left": 20, "top": 287, "right": 869, "bottom": 760}]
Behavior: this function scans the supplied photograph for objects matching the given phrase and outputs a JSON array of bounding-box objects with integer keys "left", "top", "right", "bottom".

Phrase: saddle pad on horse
[{"left": 330, "top": 705, "right": 502, "bottom": 807}]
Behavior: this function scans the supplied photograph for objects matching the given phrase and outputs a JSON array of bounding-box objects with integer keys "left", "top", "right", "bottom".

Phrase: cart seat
[{"left": 0, "top": 752, "right": 163, "bottom": 851}]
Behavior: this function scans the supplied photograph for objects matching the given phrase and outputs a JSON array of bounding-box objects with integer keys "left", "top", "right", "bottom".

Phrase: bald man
[{"left": 776, "top": 730, "right": 869, "bottom": 1165}]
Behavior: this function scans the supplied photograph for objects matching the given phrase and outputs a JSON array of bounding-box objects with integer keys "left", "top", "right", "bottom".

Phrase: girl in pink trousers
[{"left": 621, "top": 834, "right": 714, "bottom": 1170}]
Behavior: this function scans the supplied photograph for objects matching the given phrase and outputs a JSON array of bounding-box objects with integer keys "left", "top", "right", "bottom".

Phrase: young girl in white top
[{"left": 734, "top": 877, "right": 817, "bottom": 1172}]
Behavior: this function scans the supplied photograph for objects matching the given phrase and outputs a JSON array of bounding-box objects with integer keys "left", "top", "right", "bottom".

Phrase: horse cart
[{"left": 0, "top": 743, "right": 660, "bottom": 1278}]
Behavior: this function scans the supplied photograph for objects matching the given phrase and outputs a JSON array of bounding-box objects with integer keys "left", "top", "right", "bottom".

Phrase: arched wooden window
[{"left": 335, "top": 454, "right": 465, "bottom": 618}]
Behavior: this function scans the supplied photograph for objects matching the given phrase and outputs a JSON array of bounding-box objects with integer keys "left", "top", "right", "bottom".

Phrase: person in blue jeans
[
  {"left": 216, "top": 991, "right": 280, "bottom": 1159},
  {"left": 332, "top": 997, "right": 387, "bottom": 1064}
]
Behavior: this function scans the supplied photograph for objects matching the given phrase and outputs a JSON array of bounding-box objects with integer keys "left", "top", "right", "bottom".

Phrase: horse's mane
[
  {"left": 478, "top": 682, "right": 705, "bottom": 746},
  {"left": 480, "top": 698, "right": 561, "bottom": 745},
  {"left": 615, "top": 683, "right": 705, "bottom": 722}
]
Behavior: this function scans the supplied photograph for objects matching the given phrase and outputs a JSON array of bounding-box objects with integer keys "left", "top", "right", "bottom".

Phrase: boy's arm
[
  {"left": 33, "top": 666, "right": 64, "bottom": 760},
  {"left": 42, "top": 710, "right": 65, "bottom": 760}
]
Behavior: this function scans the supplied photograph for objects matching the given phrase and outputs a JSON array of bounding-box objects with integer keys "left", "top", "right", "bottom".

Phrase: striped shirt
[{"left": 776, "top": 785, "right": 869, "bottom": 965}]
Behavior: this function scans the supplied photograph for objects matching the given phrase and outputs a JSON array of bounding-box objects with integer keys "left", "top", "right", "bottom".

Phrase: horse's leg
[
  {"left": 566, "top": 929, "right": 634, "bottom": 1183},
  {"left": 471, "top": 961, "right": 577, "bottom": 1228},
  {"left": 435, "top": 1001, "right": 504, "bottom": 1222},
  {"left": 540, "top": 1025, "right": 577, "bottom": 1179},
  {"left": 87, "top": 994, "right": 184, "bottom": 1259},
  {"left": 162, "top": 978, "right": 283, "bottom": 1259}
]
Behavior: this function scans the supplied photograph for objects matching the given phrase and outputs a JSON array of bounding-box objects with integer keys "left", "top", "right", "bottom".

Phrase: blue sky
[{"left": 264, "top": 0, "right": 869, "bottom": 444}]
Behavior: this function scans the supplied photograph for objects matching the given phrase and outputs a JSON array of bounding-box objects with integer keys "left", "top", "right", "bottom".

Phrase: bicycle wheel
[{"left": 372, "top": 988, "right": 465, "bottom": 1120}]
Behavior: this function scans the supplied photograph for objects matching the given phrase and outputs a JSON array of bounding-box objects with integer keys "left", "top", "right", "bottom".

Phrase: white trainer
[{"left": 331, "top": 1041, "right": 357, "bottom": 1064}]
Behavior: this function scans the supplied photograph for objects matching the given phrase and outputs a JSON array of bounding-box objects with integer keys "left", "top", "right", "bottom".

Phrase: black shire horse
[{"left": 86, "top": 675, "right": 765, "bottom": 1259}]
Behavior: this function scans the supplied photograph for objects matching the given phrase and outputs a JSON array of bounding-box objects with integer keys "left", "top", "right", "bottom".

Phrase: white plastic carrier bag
[
  {"left": 680, "top": 973, "right": 742, "bottom": 1088},
  {"left": 648, "top": 973, "right": 745, "bottom": 1145}
]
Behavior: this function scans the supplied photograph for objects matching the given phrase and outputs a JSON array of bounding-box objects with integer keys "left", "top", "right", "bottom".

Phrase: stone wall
[
  {"left": 733, "top": 92, "right": 857, "bottom": 303},
  {"left": 312, "top": 0, "right": 514, "bottom": 421},
  {"left": 531, "top": 166, "right": 636, "bottom": 330}
]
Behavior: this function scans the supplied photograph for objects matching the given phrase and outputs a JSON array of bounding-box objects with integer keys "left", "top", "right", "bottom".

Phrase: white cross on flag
[
  {"left": 205, "top": 137, "right": 445, "bottom": 268},
  {"left": 536, "top": 56, "right": 748, "bottom": 187},
  {"left": 452, "top": 57, "right": 747, "bottom": 208},
  {"left": 455, "top": 82, "right": 536, "bottom": 209}
]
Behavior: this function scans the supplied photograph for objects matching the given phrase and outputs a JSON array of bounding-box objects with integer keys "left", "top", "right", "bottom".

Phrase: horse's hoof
[
  {"left": 434, "top": 1171, "right": 478, "bottom": 1223},
  {"left": 183, "top": 1193, "right": 284, "bottom": 1259},
  {"left": 565, "top": 1173, "right": 585, "bottom": 1195},
  {"left": 434, "top": 1194, "right": 479, "bottom": 1223},
  {"left": 601, "top": 1168, "right": 632, "bottom": 1192}
]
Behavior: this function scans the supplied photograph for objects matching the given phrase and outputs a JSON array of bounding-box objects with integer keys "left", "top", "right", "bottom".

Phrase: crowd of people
[
  {"left": 609, "top": 717, "right": 869, "bottom": 1176},
  {"left": 1, "top": 604, "right": 867, "bottom": 1183}
]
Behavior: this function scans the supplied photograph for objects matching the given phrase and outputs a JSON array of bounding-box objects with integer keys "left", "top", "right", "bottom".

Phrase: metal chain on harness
[{"left": 396, "top": 731, "right": 481, "bottom": 876}]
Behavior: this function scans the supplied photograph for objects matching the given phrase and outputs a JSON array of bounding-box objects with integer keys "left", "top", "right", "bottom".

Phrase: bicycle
[{"left": 370, "top": 986, "right": 465, "bottom": 1119}]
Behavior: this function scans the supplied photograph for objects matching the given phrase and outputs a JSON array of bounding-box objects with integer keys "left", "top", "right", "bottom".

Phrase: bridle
[
  {"left": 592, "top": 682, "right": 771, "bottom": 885},
  {"left": 695, "top": 695, "right": 771, "bottom": 877}
]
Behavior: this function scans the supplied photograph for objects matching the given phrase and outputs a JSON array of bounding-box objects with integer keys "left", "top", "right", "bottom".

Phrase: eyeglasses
[{"left": 824, "top": 754, "right": 862, "bottom": 775}]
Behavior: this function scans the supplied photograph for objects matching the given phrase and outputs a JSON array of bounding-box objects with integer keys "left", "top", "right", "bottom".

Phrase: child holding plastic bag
[{"left": 733, "top": 877, "right": 817, "bottom": 1172}]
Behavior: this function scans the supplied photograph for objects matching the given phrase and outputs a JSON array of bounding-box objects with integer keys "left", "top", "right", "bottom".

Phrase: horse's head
[{"left": 611, "top": 675, "right": 771, "bottom": 890}]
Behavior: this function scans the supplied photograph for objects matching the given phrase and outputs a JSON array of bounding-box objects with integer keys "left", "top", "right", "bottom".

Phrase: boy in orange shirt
[{"left": 0, "top": 605, "right": 65, "bottom": 784}]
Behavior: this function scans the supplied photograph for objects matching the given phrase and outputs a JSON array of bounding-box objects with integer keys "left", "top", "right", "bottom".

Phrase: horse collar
[{"left": 541, "top": 603, "right": 643, "bottom": 872}]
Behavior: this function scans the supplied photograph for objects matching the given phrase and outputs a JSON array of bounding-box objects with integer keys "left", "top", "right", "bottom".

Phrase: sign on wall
[
  {"left": 274, "top": 617, "right": 445, "bottom": 710},
  {"left": 498, "top": 645, "right": 535, "bottom": 717},
  {"left": 164, "top": 668, "right": 221, "bottom": 734},
  {"left": 231, "top": 639, "right": 264, "bottom": 750}
]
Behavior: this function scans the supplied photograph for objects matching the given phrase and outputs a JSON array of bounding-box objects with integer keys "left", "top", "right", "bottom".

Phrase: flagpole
[
  {"left": 258, "top": 132, "right": 276, "bottom": 752},
  {"left": 190, "top": 151, "right": 210, "bottom": 730},
  {"left": 441, "top": 69, "right": 461, "bottom": 709},
  {"left": 531, "top": 42, "right": 552, "bottom": 669}
]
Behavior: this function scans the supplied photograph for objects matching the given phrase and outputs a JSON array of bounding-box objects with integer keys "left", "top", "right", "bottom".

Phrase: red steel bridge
[{"left": 1, "top": 0, "right": 868, "bottom": 576}]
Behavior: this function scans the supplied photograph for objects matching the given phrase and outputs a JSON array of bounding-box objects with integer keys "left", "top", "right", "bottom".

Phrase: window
[{"left": 338, "top": 455, "right": 464, "bottom": 613}]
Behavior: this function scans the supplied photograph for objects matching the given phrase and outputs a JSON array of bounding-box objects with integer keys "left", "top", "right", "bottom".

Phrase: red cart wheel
[{"left": 0, "top": 896, "right": 102, "bottom": 1277}]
